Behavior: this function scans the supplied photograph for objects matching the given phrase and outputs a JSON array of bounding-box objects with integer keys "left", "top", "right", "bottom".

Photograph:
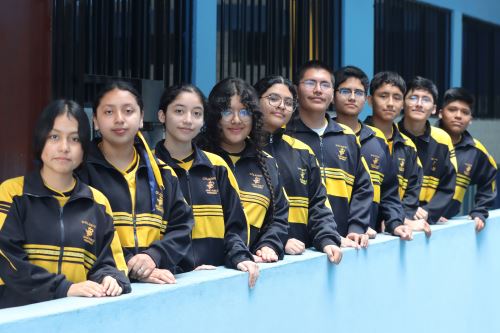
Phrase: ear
[
  {"left": 139, "top": 112, "right": 144, "bottom": 129},
  {"left": 158, "top": 110, "right": 166, "bottom": 124},
  {"left": 431, "top": 105, "right": 437, "bottom": 115},
  {"left": 367, "top": 95, "right": 373, "bottom": 108},
  {"left": 438, "top": 109, "right": 442, "bottom": 119}
]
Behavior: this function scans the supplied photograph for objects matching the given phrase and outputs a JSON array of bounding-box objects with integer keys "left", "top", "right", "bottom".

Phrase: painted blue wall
[{"left": 2, "top": 211, "right": 500, "bottom": 333}]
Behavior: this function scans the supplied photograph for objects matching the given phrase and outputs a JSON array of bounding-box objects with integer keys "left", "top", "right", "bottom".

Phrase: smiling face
[
  {"left": 369, "top": 83, "right": 404, "bottom": 123},
  {"left": 259, "top": 83, "right": 295, "bottom": 132},
  {"left": 41, "top": 113, "right": 83, "bottom": 179},
  {"left": 403, "top": 88, "right": 436, "bottom": 123},
  {"left": 218, "top": 95, "right": 252, "bottom": 153},
  {"left": 297, "top": 68, "right": 334, "bottom": 114},
  {"left": 439, "top": 100, "right": 472, "bottom": 136},
  {"left": 334, "top": 77, "right": 367, "bottom": 118},
  {"left": 93, "top": 88, "right": 144, "bottom": 148},
  {"left": 159, "top": 91, "right": 204, "bottom": 145}
]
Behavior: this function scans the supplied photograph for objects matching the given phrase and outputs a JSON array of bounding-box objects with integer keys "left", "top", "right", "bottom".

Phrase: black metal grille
[
  {"left": 217, "top": 0, "right": 341, "bottom": 84},
  {"left": 52, "top": 0, "right": 193, "bottom": 107},
  {"left": 374, "top": 0, "right": 451, "bottom": 105},
  {"left": 462, "top": 16, "right": 500, "bottom": 119}
]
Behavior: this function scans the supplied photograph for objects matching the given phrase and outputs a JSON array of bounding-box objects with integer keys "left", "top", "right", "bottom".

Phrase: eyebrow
[
  {"left": 50, "top": 128, "right": 79, "bottom": 135},
  {"left": 173, "top": 103, "right": 203, "bottom": 110}
]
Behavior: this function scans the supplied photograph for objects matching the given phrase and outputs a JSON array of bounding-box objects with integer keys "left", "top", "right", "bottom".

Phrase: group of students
[{"left": 0, "top": 60, "right": 497, "bottom": 308}]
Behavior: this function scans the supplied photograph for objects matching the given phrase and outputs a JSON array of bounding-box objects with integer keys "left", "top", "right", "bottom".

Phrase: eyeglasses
[
  {"left": 406, "top": 95, "right": 434, "bottom": 106},
  {"left": 220, "top": 108, "right": 252, "bottom": 122},
  {"left": 300, "top": 79, "right": 332, "bottom": 91},
  {"left": 336, "top": 88, "right": 366, "bottom": 99},
  {"left": 261, "top": 93, "right": 296, "bottom": 111}
]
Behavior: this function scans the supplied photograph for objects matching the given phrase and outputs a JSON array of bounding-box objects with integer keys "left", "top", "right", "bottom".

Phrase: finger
[
  {"left": 112, "top": 285, "right": 123, "bottom": 297},
  {"left": 248, "top": 265, "right": 259, "bottom": 288},
  {"left": 142, "top": 266, "right": 154, "bottom": 278},
  {"left": 255, "top": 250, "right": 262, "bottom": 257},
  {"left": 424, "top": 222, "right": 432, "bottom": 237},
  {"left": 101, "top": 277, "right": 111, "bottom": 291},
  {"left": 107, "top": 281, "right": 119, "bottom": 296},
  {"left": 361, "top": 235, "right": 369, "bottom": 248},
  {"left": 127, "top": 256, "right": 138, "bottom": 272},
  {"left": 142, "top": 276, "right": 167, "bottom": 284},
  {"left": 332, "top": 250, "right": 342, "bottom": 264}
]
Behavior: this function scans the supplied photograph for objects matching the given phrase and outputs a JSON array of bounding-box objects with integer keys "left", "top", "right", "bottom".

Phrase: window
[
  {"left": 52, "top": 0, "right": 193, "bottom": 106},
  {"left": 374, "top": 0, "right": 451, "bottom": 104},
  {"left": 217, "top": 0, "right": 341, "bottom": 83},
  {"left": 462, "top": 16, "right": 500, "bottom": 119}
]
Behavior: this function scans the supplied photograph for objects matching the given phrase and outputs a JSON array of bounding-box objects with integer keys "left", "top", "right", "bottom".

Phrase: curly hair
[{"left": 201, "top": 77, "right": 276, "bottom": 223}]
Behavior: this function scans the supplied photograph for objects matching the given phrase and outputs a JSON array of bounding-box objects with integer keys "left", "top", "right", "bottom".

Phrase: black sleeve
[
  {"left": 87, "top": 206, "right": 131, "bottom": 294},
  {"left": 469, "top": 151, "right": 498, "bottom": 222},
  {"left": 250, "top": 160, "right": 289, "bottom": 260},
  {"left": 378, "top": 147, "right": 405, "bottom": 234},
  {"left": 401, "top": 150, "right": 423, "bottom": 219},
  {"left": 217, "top": 166, "right": 254, "bottom": 269},
  {"left": 307, "top": 154, "right": 342, "bottom": 250},
  {"left": 0, "top": 200, "right": 72, "bottom": 302},
  {"left": 347, "top": 151, "right": 374, "bottom": 234},
  {"left": 142, "top": 168, "right": 194, "bottom": 273}
]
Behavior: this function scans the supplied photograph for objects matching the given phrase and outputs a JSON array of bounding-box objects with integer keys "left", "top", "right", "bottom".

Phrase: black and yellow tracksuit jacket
[
  {"left": 155, "top": 141, "right": 253, "bottom": 270},
  {"left": 0, "top": 171, "right": 130, "bottom": 308},
  {"left": 217, "top": 142, "right": 289, "bottom": 259},
  {"left": 437, "top": 124, "right": 498, "bottom": 222},
  {"left": 398, "top": 118, "right": 457, "bottom": 223},
  {"left": 357, "top": 123, "right": 405, "bottom": 234},
  {"left": 77, "top": 133, "right": 194, "bottom": 273},
  {"left": 263, "top": 128, "right": 341, "bottom": 249},
  {"left": 365, "top": 117, "right": 423, "bottom": 218},
  {"left": 285, "top": 115, "right": 373, "bottom": 236}
]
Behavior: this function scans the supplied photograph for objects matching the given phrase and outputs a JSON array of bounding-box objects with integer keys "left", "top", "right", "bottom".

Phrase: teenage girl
[
  {"left": 0, "top": 100, "right": 130, "bottom": 308},
  {"left": 199, "top": 78, "right": 289, "bottom": 263},
  {"left": 78, "top": 81, "right": 194, "bottom": 284}
]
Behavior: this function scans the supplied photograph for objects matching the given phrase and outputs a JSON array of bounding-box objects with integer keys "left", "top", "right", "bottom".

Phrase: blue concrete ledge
[{"left": 1, "top": 210, "right": 500, "bottom": 333}]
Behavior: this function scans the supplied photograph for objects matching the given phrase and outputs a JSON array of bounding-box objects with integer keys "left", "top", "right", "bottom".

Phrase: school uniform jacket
[
  {"left": 285, "top": 114, "right": 373, "bottom": 236},
  {"left": 0, "top": 171, "right": 130, "bottom": 308},
  {"left": 78, "top": 135, "right": 194, "bottom": 274},
  {"left": 263, "top": 128, "right": 341, "bottom": 249},
  {"left": 218, "top": 142, "right": 289, "bottom": 259},
  {"left": 398, "top": 118, "right": 457, "bottom": 223},
  {"left": 357, "top": 123, "right": 405, "bottom": 234},
  {"left": 155, "top": 142, "right": 253, "bottom": 270},
  {"left": 437, "top": 125, "right": 497, "bottom": 222},
  {"left": 365, "top": 117, "right": 423, "bottom": 218}
]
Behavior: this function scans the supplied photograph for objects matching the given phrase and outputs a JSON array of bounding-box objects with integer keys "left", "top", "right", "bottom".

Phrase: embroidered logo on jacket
[
  {"left": 431, "top": 157, "right": 439, "bottom": 172},
  {"left": 204, "top": 177, "right": 218, "bottom": 195},
  {"left": 336, "top": 145, "right": 348, "bottom": 161},
  {"left": 298, "top": 168, "right": 308, "bottom": 185},
  {"left": 370, "top": 154, "right": 381, "bottom": 170},
  {"left": 82, "top": 220, "right": 96, "bottom": 245},
  {"left": 250, "top": 173, "right": 264, "bottom": 190},
  {"left": 155, "top": 190, "right": 164, "bottom": 214},
  {"left": 464, "top": 163, "right": 472, "bottom": 176},
  {"left": 398, "top": 158, "right": 406, "bottom": 173}
]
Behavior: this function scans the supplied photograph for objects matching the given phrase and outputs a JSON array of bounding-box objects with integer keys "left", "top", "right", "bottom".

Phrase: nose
[
  {"left": 183, "top": 112, "right": 193, "bottom": 124},
  {"left": 312, "top": 82, "right": 322, "bottom": 94},
  {"left": 59, "top": 137, "right": 70, "bottom": 152},
  {"left": 115, "top": 110, "right": 125, "bottom": 123},
  {"left": 387, "top": 96, "right": 394, "bottom": 106},
  {"left": 231, "top": 111, "right": 242, "bottom": 124}
]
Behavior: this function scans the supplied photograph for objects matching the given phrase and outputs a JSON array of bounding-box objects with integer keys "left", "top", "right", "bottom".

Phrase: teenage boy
[
  {"left": 286, "top": 60, "right": 373, "bottom": 247},
  {"left": 333, "top": 66, "right": 412, "bottom": 240},
  {"left": 438, "top": 87, "right": 497, "bottom": 232},
  {"left": 398, "top": 76, "right": 457, "bottom": 224},
  {"left": 366, "top": 71, "right": 430, "bottom": 235}
]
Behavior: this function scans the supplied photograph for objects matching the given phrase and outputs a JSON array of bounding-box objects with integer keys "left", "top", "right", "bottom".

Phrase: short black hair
[
  {"left": 159, "top": 84, "right": 208, "bottom": 114},
  {"left": 441, "top": 87, "right": 474, "bottom": 111},
  {"left": 334, "top": 65, "right": 369, "bottom": 92},
  {"left": 33, "top": 99, "right": 90, "bottom": 163},
  {"left": 369, "top": 71, "right": 406, "bottom": 96},
  {"left": 295, "top": 60, "right": 335, "bottom": 86},
  {"left": 253, "top": 75, "right": 297, "bottom": 101},
  {"left": 405, "top": 76, "right": 438, "bottom": 104},
  {"left": 93, "top": 80, "right": 143, "bottom": 114}
]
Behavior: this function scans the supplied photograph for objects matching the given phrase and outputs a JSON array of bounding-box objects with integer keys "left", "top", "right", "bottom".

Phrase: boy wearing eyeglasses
[
  {"left": 398, "top": 76, "right": 457, "bottom": 224},
  {"left": 333, "top": 66, "right": 412, "bottom": 240},
  {"left": 286, "top": 60, "right": 374, "bottom": 247},
  {"left": 365, "top": 71, "right": 430, "bottom": 236},
  {"left": 437, "top": 87, "right": 497, "bottom": 232}
]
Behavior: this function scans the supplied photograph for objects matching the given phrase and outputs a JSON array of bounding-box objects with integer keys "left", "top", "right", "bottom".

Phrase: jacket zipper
[
  {"left": 319, "top": 135, "right": 327, "bottom": 183},
  {"left": 58, "top": 206, "right": 65, "bottom": 274}
]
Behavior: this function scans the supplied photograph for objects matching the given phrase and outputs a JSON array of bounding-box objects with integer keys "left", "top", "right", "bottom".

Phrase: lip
[
  {"left": 309, "top": 96, "right": 326, "bottom": 103},
  {"left": 450, "top": 121, "right": 463, "bottom": 127},
  {"left": 270, "top": 111, "right": 285, "bottom": 119},
  {"left": 227, "top": 127, "right": 244, "bottom": 133},
  {"left": 53, "top": 157, "right": 71, "bottom": 162},
  {"left": 112, "top": 128, "right": 128, "bottom": 135},
  {"left": 178, "top": 127, "right": 194, "bottom": 133}
]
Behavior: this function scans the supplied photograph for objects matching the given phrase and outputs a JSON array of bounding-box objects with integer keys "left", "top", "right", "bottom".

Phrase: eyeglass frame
[
  {"left": 300, "top": 79, "right": 333, "bottom": 91},
  {"left": 405, "top": 95, "right": 434, "bottom": 106},
  {"left": 335, "top": 88, "right": 367, "bottom": 99},
  {"left": 219, "top": 108, "right": 253, "bottom": 122},
  {"left": 261, "top": 93, "right": 297, "bottom": 112}
]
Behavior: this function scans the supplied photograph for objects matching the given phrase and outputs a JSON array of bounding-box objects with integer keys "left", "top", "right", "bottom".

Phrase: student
[
  {"left": 398, "top": 76, "right": 457, "bottom": 224},
  {"left": 154, "top": 83, "right": 258, "bottom": 287},
  {"left": 286, "top": 60, "right": 373, "bottom": 247},
  {"left": 0, "top": 100, "right": 130, "bottom": 308},
  {"left": 78, "top": 81, "right": 194, "bottom": 284},
  {"left": 198, "top": 78, "right": 289, "bottom": 264},
  {"left": 333, "top": 66, "right": 412, "bottom": 240},
  {"left": 365, "top": 71, "right": 430, "bottom": 236},
  {"left": 438, "top": 87, "right": 497, "bottom": 232},
  {"left": 254, "top": 75, "right": 345, "bottom": 264}
]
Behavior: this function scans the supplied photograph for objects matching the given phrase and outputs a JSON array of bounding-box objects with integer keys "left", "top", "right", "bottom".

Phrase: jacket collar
[
  {"left": 288, "top": 113, "right": 344, "bottom": 135},
  {"left": 398, "top": 117, "right": 431, "bottom": 143},
  {"left": 357, "top": 121, "right": 375, "bottom": 144},
  {"left": 155, "top": 140, "right": 214, "bottom": 170},
  {"left": 24, "top": 170, "right": 92, "bottom": 201},
  {"left": 435, "top": 120, "right": 474, "bottom": 148}
]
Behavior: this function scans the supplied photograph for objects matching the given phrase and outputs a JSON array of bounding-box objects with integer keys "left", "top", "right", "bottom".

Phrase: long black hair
[{"left": 202, "top": 77, "right": 276, "bottom": 222}]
